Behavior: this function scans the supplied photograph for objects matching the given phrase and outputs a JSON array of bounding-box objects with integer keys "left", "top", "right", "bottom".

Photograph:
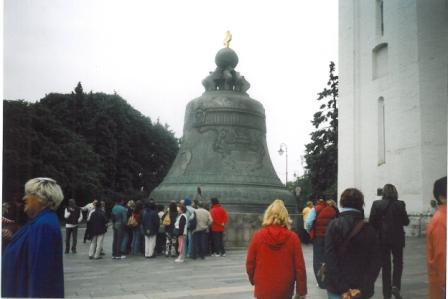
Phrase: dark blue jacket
[
  {"left": 325, "top": 210, "right": 381, "bottom": 298},
  {"left": 141, "top": 208, "right": 160, "bottom": 236},
  {"left": 2, "top": 208, "right": 64, "bottom": 298},
  {"left": 90, "top": 208, "right": 107, "bottom": 237}
]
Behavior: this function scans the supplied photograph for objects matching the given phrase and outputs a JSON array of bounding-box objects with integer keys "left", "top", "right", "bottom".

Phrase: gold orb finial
[{"left": 223, "top": 31, "right": 232, "bottom": 48}]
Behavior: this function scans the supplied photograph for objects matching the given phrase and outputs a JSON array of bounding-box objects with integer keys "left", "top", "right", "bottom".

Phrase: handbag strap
[{"left": 339, "top": 220, "right": 366, "bottom": 255}]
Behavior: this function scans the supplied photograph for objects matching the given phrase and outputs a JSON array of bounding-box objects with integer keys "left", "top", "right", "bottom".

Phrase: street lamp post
[
  {"left": 138, "top": 172, "right": 143, "bottom": 191},
  {"left": 278, "top": 143, "right": 288, "bottom": 184}
]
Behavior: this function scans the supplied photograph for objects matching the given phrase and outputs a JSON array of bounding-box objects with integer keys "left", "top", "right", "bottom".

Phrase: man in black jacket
[
  {"left": 64, "top": 198, "right": 83, "bottom": 254},
  {"left": 369, "top": 184, "right": 409, "bottom": 299},
  {"left": 325, "top": 188, "right": 382, "bottom": 299},
  {"left": 88, "top": 201, "right": 108, "bottom": 259},
  {"left": 141, "top": 200, "right": 160, "bottom": 258}
]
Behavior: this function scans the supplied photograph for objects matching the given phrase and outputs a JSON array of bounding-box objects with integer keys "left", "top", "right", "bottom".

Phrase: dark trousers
[
  {"left": 112, "top": 226, "right": 125, "bottom": 257},
  {"left": 156, "top": 232, "right": 166, "bottom": 254},
  {"left": 83, "top": 222, "right": 91, "bottom": 243},
  {"left": 211, "top": 231, "right": 225, "bottom": 255},
  {"left": 65, "top": 226, "right": 78, "bottom": 253},
  {"left": 299, "top": 227, "right": 311, "bottom": 244},
  {"left": 192, "top": 230, "right": 208, "bottom": 259},
  {"left": 381, "top": 243, "right": 404, "bottom": 298},
  {"left": 312, "top": 236, "right": 326, "bottom": 288}
]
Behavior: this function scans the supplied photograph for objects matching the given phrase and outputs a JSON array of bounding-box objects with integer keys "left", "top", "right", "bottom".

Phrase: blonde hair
[
  {"left": 25, "top": 177, "right": 64, "bottom": 210},
  {"left": 127, "top": 200, "right": 136, "bottom": 209},
  {"left": 262, "top": 199, "right": 292, "bottom": 229},
  {"left": 326, "top": 199, "right": 337, "bottom": 207}
]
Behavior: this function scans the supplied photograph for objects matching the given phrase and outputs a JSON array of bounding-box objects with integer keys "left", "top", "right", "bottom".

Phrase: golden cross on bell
[{"left": 223, "top": 31, "right": 232, "bottom": 48}]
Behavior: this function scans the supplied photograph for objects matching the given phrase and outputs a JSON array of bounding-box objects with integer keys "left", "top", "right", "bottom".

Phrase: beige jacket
[{"left": 194, "top": 207, "right": 212, "bottom": 232}]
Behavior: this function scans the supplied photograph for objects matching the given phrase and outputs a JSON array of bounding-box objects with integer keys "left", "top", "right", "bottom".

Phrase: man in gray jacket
[{"left": 191, "top": 201, "right": 212, "bottom": 259}]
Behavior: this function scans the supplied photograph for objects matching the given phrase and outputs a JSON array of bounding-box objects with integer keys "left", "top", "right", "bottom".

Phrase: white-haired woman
[
  {"left": 246, "top": 199, "right": 307, "bottom": 299},
  {"left": 2, "top": 178, "right": 65, "bottom": 298}
]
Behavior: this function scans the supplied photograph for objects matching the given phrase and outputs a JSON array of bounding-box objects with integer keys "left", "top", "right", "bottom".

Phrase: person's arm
[
  {"left": 28, "top": 222, "right": 64, "bottom": 297},
  {"left": 210, "top": 209, "right": 217, "bottom": 225},
  {"left": 293, "top": 234, "right": 307, "bottom": 297},
  {"left": 178, "top": 215, "right": 186, "bottom": 235},
  {"left": 207, "top": 211, "right": 212, "bottom": 227},
  {"left": 154, "top": 211, "right": 160, "bottom": 229},
  {"left": 223, "top": 209, "right": 228, "bottom": 225},
  {"left": 400, "top": 201, "right": 410, "bottom": 226},
  {"left": 64, "top": 208, "right": 70, "bottom": 219},
  {"left": 87, "top": 209, "right": 94, "bottom": 222},
  {"left": 245, "top": 232, "right": 258, "bottom": 285},
  {"left": 78, "top": 210, "right": 83, "bottom": 223},
  {"left": 305, "top": 208, "right": 316, "bottom": 232}
]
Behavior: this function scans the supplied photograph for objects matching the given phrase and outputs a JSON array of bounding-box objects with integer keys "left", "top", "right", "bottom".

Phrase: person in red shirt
[
  {"left": 308, "top": 198, "right": 338, "bottom": 289},
  {"left": 427, "top": 176, "right": 447, "bottom": 299},
  {"left": 209, "top": 197, "right": 228, "bottom": 256},
  {"left": 246, "top": 199, "right": 307, "bottom": 299}
]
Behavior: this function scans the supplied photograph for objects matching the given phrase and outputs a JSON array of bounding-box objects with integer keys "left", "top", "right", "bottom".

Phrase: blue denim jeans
[
  {"left": 112, "top": 225, "right": 125, "bottom": 257},
  {"left": 313, "top": 236, "right": 326, "bottom": 288},
  {"left": 121, "top": 228, "right": 130, "bottom": 254},
  {"left": 186, "top": 230, "right": 193, "bottom": 257},
  {"left": 131, "top": 228, "right": 142, "bottom": 255},
  {"left": 327, "top": 290, "right": 341, "bottom": 299}
]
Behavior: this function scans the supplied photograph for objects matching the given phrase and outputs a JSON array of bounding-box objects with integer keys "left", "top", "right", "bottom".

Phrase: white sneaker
[
  {"left": 220, "top": 253, "right": 226, "bottom": 257},
  {"left": 120, "top": 255, "right": 126, "bottom": 259},
  {"left": 174, "top": 258, "right": 184, "bottom": 263},
  {"left": 213, "top": 253, "right": 220, "bottom": 257}
]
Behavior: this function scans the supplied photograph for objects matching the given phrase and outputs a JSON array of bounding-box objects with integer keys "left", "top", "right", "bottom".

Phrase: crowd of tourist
[
  {"left": 1, "top": 176, "right": 446, "bottom": 299},
  {"left": 76, "top": 195, "right": 229, "bottom": 263}
]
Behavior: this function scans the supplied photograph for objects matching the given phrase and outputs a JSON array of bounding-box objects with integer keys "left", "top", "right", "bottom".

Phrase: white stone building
[{"left": 338, "top": 0, "right": 447, "bottom": 219}]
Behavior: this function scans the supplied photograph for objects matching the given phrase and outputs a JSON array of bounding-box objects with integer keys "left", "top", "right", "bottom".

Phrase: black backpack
[{"left": 188, "top": 211, "right": 197, "bottom": 231}]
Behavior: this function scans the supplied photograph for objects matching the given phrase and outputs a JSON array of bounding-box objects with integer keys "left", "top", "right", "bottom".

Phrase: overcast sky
[{"left": 3, "top": 0, "right": 338, "bottom": 184}]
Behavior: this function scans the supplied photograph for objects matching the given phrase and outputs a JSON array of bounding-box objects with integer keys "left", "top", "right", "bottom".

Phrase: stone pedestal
[{"left": 223, "top": 212, "right": 301, "bottom": 248}]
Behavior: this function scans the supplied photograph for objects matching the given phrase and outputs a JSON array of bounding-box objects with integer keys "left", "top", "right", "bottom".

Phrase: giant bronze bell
[{"left": 150, "top": 36, "right": 295, "bottom": 212}]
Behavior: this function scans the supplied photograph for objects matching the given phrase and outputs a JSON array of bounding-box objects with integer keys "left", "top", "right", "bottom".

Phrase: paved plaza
[{"left": 64, "top": 228, "right": 429, "bottom": 299}]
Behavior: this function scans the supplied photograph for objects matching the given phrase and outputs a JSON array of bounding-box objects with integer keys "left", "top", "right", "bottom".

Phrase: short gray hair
[{"left": 24, "top": 177, "right": 64, "bottom": 210}]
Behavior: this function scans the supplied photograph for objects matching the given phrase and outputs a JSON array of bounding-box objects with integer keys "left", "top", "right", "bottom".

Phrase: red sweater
[
  {"left": 210, "top": 204, "right": 228, "bottom": 232},
  {"left": 246, "top": 225, "right": 307, "bottom": 299},
  {"left": 315, "top": 205, "right": 338, "bottom": 237}
]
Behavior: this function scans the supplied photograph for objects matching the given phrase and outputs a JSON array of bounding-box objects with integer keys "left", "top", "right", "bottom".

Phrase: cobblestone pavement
[{"left": 64, "top": 229, "right": 428, "bottom": 299}]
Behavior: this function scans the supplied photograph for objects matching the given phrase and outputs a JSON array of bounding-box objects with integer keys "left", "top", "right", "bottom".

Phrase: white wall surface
[{"left": 338, "top": 0, "right": 447, "bottom": 216}]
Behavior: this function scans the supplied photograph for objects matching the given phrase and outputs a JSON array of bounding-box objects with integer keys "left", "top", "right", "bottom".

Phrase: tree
[
  {"left": 3, "top": 100, "right": 33, "bottom": 200},
  {"left": 74, "top": 82, "right": 83, "bottom": 96},
  {"left": 301, "top": 61, "right": 338, "bottom": 201},
  {"left": 3, "top": 86, "right": 179, "bottom": 208}
]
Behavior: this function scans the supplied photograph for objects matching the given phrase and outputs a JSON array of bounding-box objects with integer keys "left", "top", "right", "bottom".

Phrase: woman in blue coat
[{"left": 2, "top": 177, "right": 65, "bottom": 298}]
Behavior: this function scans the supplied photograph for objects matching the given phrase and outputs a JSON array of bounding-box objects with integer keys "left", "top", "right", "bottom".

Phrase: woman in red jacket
[{"left": 246, "top": 199, "right": 307, "bottom": 299}]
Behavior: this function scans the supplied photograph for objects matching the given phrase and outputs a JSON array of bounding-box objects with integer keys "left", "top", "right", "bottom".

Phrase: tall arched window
[
  {"left": 372, "top": 43, "right": 388, "bottom": 79},
  {"left": 378, "top": 97, "right": 386, "bottom": 165},
  {"left": 376, "top": 0, "right": 384, "bottom": 36}
]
